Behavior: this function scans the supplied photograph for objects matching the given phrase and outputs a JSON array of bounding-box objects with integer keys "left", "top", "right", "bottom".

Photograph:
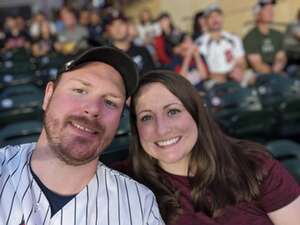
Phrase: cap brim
[
  {"left": 259, "top": 0, "right": 276, "bottom": 7},
  {"left": 64, "top": 47, "right": 138, "bottom": 98},
  {"left": 204, "top": 8, "right": 223, "bottom": 17}
]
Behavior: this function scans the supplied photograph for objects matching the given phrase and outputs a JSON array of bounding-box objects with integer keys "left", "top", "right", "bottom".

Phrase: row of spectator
[{"left": 0, "top": 0, "right": 300, "bottom": 89}]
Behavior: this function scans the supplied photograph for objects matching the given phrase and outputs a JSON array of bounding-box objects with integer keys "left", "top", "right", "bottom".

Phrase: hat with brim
[
  {"left": 204, "top": 4, "right": 223, "bottom": 18},
  {"left": 103, "top": 11, "right": 128, "bottom": 29},
  {"left": 253, "top": 0, "right": 277, "bottom": 15},
  {"left": 60, "top": 46, "right": 138, "bottom": 98}
]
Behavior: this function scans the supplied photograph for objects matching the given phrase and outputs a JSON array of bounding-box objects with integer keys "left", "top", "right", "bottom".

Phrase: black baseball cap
[
  {"left": 103, "top": 11, "right": 128, "bottom": 29},
  {"left": 59, "top": 46, "right": 138, "bottom": 98},
  {"left": 257, "top": 0, "right": 276, "bottom": 6}
]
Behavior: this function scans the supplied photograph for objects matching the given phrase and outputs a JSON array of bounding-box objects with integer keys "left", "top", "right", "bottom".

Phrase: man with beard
[
  {"left": 196, "top": 4, "right": 248, "bottom": 86},
  {"left": 0, "top": 47, "right": 165, "bottom": 225},
  {"left": 243, "top": 0, "right": 287, "bottom": 74}
]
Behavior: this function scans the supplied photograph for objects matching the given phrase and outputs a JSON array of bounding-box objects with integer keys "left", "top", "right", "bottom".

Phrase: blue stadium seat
[
  {"left": 266, "top": 139, "right": 300, "bottom": 160},
  {"left": 206, "top": 82, "right": 275, "bottom": 141},
  {"left": 282, "top": 159, "right": 300, "bottom": 184},
  {"left": 0, "top": 84, "right": 43, "bottom": 126},
  {"left": 0, "top": 120, "right": 42, "bottom": 147}
]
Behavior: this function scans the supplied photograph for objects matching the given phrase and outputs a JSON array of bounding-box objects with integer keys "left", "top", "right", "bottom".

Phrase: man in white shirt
[
  {"left": 197, "top": 4, "right": 247, "bottom": 84},
  {"left": 0, "top": 47, "right": 165, "bottom": 225}
]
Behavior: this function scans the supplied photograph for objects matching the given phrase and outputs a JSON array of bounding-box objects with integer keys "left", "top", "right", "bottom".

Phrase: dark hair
[
  {"left": 139, "top": 8, "right": 153, "bottom": 25},
  {"left": 157, "top": 12, "right": 170, "bottom": 21},
  {"left": 192, "top": 10, "right": 205, "bottom": 39},
  {"left": 129, "top": 70, "right": 269, "bottom": 223},
  {"left": 60, "top": 6, "right": 78, "bottom": 19}
]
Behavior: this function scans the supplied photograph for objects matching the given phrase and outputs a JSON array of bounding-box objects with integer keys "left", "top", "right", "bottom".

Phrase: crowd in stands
[{"left": 0, "top": 0, "right": 300, "bottom": 90}]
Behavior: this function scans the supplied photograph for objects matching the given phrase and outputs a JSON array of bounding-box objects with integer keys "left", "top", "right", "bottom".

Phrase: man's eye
[
  {"left": 73, "top": 88, "right": 87, "bottom": 94},
  {"left": 140, "top": 114, "right": 152, "bottom": 122},
  {"left": 105, "top": 99, "right": 117, "bottom": 108},
  {"left": 168, "top": 109, "right": 181, "bottom": 116}
]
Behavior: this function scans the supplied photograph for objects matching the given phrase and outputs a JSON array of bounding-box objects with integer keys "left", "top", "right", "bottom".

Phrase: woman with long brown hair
[{"left": 125, "top": 70, "right": 300, "bottom": 225}]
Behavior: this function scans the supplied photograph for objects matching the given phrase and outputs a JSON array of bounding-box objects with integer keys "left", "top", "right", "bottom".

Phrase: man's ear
[{"left": 42, "top": 81, "right": 55, "bottom": 111}]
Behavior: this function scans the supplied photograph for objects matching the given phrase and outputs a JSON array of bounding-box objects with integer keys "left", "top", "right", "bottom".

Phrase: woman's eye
[
  {"left": 140, "top": 114, "right": 152, "bottom": 122},
  {"left": 168, "top": 108, "right": 180, "bottom": 116}
]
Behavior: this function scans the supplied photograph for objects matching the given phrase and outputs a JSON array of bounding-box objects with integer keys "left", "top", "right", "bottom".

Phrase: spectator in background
[
  {"left": 3, "top": 16, "right": 31, "bottom": 50},
  {"left": 15, "top": 16, "right": 28, "bottom": 33},
  {"left": 290, "top": 9, "right": 300, "bottom": 41},
  {"left": 192, "top": 10, "right": 207, "bottom": 40},
  {"left": 137, "top": 8, "right": 160, "bottom": 46},
  {"left": 55, "top": 7, "right": 89, "bottom": 55},
  {"left": 154, "top": 12, "right": 182, "bottom": 66},
  {"left": 243, "top": 0, "right": 287, "bottom": 75},
  {"left": 104, "top": 11, "right": 155, "bottom": 75},
  {"left": 171, "top": 33, "right": 207, "bottom": 90},
  {"left": 0, "top": 28, "right": 5, "bottom": 49},
  {"left": 31, "top": 18, "right": 56, "bottom": 57},
  {"left": 29, "top": 11, "right": 57, "bottom": 57},
  {"left": 52, "top": 8, "right": 65, "bottom": 33},
  {"left": 30, "top": 11, "right": 56, "bottom": 39},
  {"left": 79, "top": 8, "right": 90, "bottom": 27},
  {"left": 127, "top": 18, "right": 144, "bottom": 46},
  {"left": 197, "top": 4, "right": 247, "bottom": 85},
  {"left": 283, "top": 8, "right": 300, "bottom": 67},
  {"left": 88, "top": 9, "right": 104, "bottom": 46}
]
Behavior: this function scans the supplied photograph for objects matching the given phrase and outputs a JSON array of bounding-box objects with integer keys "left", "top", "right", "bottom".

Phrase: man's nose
[{"left": 83, "top": 99, "right": 103, "bottom": 118}]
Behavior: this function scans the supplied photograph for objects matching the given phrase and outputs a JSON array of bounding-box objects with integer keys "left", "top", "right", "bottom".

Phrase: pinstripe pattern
[{"left": 0, "top": 143, "right": 165, "bottom": 225}]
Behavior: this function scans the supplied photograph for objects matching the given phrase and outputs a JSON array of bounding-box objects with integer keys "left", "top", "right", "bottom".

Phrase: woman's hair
[
  {"left": 192, "top": 10, "right": 205, "bottom": 39},
  {"left": 129, "top": 70, "right": 270, "bottom": 223}
]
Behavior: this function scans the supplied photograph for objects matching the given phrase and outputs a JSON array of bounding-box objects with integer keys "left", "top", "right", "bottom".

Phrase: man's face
[
  {"left": 206, "top": 11, "right": 223, "bottom": 32},
  {"left": 42, "top": 62, "right": 126, "bottom": 166},
  {"left": 258, "top": 4, "right": 274, "bottom": 23},
  {"left": 61, "top": 10, "right": 77, "bottom": 28},
  {"left": 107, "top": 19, "right": 129, "bottom": 42}
]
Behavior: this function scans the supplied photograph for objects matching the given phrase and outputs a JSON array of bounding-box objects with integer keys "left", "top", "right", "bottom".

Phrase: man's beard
[{"left": 43, "top": 108, "right": 106, "bottom": 166}]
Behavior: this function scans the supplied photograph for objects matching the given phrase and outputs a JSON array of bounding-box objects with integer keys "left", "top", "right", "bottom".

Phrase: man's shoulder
[
  {"left": 0, "top": 143, "right": 34, "bottom": 161},
  {"left": 0, "top": 143, "right": 34, "bottom": 175},
  {"left": 195, "top": 33, "right": 210, "bottom": 51},
  {"left": 269, "top": 28, "right": 284, "bottom": 38},
  {"left": 243, "top": 27, "right": 261, "bottom": 45},
  {"left": 221, "top": 31, "right": 242, "bottom": 44},
  {"left": 244, "top": 26, "right": 258, "bottom": 37},
  {"left": 196, "top": 33, "right": 210, "bottom": 44},
  {"left": 129, "top": 44, "right": 149, "bottom": 55},
  {"left": 222, "top": 31, "right": 241, "bottom": 40}
]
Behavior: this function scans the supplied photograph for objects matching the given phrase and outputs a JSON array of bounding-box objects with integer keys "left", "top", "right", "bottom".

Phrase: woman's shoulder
[{"left": 257, "top": 155, "right": 300, "bottom": 213}]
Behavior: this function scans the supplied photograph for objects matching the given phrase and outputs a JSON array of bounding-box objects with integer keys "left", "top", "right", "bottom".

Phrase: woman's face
[
  {"left": 134, "top": 82, "right": 198, "bottom": 175},
  {"left": 159, "top": 17, "right": 171, "bottom": 31}
]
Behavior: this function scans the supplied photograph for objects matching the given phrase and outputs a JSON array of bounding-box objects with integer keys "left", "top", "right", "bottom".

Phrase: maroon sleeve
[{"left": 259, "top": 157, "right": 300, "bottom": 213}]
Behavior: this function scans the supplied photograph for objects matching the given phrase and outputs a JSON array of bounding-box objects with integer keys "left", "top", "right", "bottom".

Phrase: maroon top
[
  {"left": 111, "top": 157, "right": 300, "bottom": 225},
  {"left": 163, "top": 157, "right": 300, "bottom": 225}
]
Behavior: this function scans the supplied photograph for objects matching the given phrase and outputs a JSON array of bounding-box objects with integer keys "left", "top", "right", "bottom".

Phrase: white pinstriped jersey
[{"left": 0, "top": 143, "right": 165, "bottom": 225}]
